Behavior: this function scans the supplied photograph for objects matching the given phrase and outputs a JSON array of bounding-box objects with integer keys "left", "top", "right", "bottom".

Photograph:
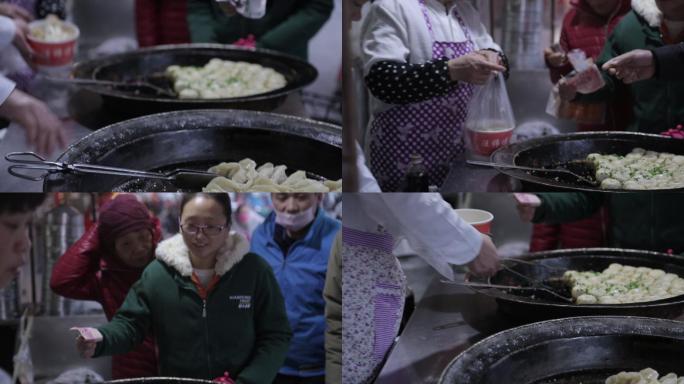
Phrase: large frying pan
[
  {"left": 467, "top": 248, "right": 684, "bottom": 322},
  {"left": 71, "top": 44, "right": 318, "bottom": 115},
  {"left": 43, "top": 109, "right": 341, "bottom": 191},
  {"left": 439, "top": 316, "right": 684, "bottom": 384},
  {"left": 490, "top": 132, "right": 684, "bottom": 192}
]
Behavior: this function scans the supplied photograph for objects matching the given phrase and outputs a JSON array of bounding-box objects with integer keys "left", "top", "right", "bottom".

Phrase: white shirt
[
  {"left": 0, "top": 16, "right": 17, "bottom": 105},
  {"left": 356, "top": 141, "right": 382, "bottom": 192},
  {"left": 360, "top": 0, "right": 501, "bottom": 117},
  {"left": 343, "top": 193, "right": 483, "bottom": 280}
]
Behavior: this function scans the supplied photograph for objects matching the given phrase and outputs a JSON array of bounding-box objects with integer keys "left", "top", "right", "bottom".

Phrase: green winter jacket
[
  {"left": 186, "top": 0, "right": 334, "bottom": 60},
  {"left": 578, "top": 1, "right": 684, "bottom": 133},
  {"left": 93, "top": 233, "right": 292, "bottom": 384},
  {"left": 533, "top": 193, "right": 684, "bottom": 254}
]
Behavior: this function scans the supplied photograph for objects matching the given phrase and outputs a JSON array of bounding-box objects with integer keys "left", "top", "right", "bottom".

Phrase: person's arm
[
  {"left": 93, "top": 271, "right": 153, "bottom": 357},
  {"left": 324, "top": 232, "right": 342, "bottom": 384},
  {"left": 360, "top": 193, "right": 484, "bottom": 280},
  {"left": 532, "top": 193, "right": 605, "bottom": 224},
  {"left": 134, "top": 0, "right": 160, "bottom": 47},
  {"left": 364, "top": 58, "right": 453, "bottom": 104},
  {"left": 546, "top": 27, "right": 573, "bottom": 84},
  {"left": 258, "top": 0, "right": 334, "bottom": 53},
  {"left": 653, "top": 43, "right": 684, "bottom": 81},
  {"left": 49, "top": 225, "right": 103, "bottom": 302},
  {"left": 235, "top": 262, "right": 292, "bottom": 384}
]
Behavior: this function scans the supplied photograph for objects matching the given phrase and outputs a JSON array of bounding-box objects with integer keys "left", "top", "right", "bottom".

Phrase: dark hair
[
  {"left": 179, "top": 193, "right": 232, "bottom": 225},
  {"left": 0, "top": 194, "right": 46, "bottom": 215}
]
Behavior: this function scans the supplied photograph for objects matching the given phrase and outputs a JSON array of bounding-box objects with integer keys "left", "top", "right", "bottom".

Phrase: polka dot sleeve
[{"left": 364, "top": 59, "right": 454, "bottom": 105}]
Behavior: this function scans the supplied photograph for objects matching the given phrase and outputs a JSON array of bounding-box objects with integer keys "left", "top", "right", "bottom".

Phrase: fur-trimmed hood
[
  {"left": 632, "top": 0, "right": 662, "bottom": 27},
  {"left": 155, "top": 232, "right": 250, "bottom": 277}
]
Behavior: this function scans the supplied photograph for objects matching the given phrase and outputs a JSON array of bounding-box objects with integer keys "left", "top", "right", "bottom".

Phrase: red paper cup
[
  {"left": 465, "top": 126, "right": 514, "bottom": 156},
  {"left": 27, "top": 19, "right": 80, "bottom": 67},
  {"left": 454, "top": 208, "right": 494, "bottom": 234}
]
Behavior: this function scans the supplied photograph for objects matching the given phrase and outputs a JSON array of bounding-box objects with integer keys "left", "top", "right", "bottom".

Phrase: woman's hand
[
  {"left": 544, "top": 47, "right": 567, "bottom": 68},
  {"left": 602, "top": 49, "right": 655, "bottom": 84},
  {"left": 0, "top": 3, "right": 33, "bottom": 22},
  {"left": 0, "top": 89, "right": 68, "bottom": 155},
  {"left": 448, "top": 52, "right": 505, "bottom": 85},
  {"left": 71, "top": 327, "right": 103, "bottom": 358},
  {"left": 557, "top": 77, "right": 578, "bottom": 101},
  {"left": 514, "top": 193, "right": 541, "bottom": 222},
  {"left": 11, "top": 18, "right": 34, "bottom": 65},
  {"left": 76, "top": 336, "right": 98, "bottom": 358},
  {"left": 467, "top": 234, "right": 501, "bottom": 277}
]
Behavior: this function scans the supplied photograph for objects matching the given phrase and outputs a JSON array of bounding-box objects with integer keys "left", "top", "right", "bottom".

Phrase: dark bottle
[{"left": 402, "top": 154, "right": 429, "bottom": 192}]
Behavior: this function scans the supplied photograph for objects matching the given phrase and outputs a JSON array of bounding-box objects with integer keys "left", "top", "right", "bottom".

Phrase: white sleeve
[
  {"left": 458, "top": 2, "right": 501, "bottom": 52},
  {"left": 356, "top": 142, "right": 381, "bottom": 192},
  {"left": 360, "top": 1, "right": 411, "bottom": 75},
  {"left": 359, "top": 193, "right": 483, "bottom": 280},
  {"left": 0, "top": 75, "right": 16, "bottom": 106},
  {"left": 0, "top": 16, "right": 16, "bottom": 50}
]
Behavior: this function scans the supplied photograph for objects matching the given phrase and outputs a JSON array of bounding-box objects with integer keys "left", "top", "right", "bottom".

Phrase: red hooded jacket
[
  {"left": 50, "top": 197, "right": 162, "bottom": 379},
  {"left": 135, "top": 0, "right": 191, "bottom": 47},
  {"left": 547, "top": 0, "right": 633, "bottom": 132}
]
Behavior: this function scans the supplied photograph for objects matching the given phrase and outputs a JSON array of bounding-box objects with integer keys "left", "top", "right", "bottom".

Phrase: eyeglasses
[{"left": 180, "top": 223, "right": 226, "bottom": 236}]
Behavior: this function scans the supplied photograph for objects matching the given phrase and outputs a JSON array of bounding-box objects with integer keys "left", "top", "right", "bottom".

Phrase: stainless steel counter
[{"left": 375, "top": 274, "right": 510, "bottom": 384}]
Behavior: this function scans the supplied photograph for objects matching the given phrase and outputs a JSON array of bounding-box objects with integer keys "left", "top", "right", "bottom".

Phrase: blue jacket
[{"left": 250, "top": 208, "right": 341, "bottom": 377}]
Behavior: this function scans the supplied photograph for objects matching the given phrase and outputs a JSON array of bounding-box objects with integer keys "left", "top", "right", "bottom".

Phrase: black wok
[
  {"left": 490, "top": 131, "right": 684, "bottom": 192},
  {"left": 43, "top": 109, "right": 341, "bottom": 191},
  {"left": 106, "top": 379, "right": 214, "bottom": 384},
  {"left": 467, "top": 248, "right": 684, "bottom": 322},
  {"left": 439, "top": 316, "right": 684, "bottom": 384},
  {"left": 72, "top": 44, "right": 318, "bottom": 116}
]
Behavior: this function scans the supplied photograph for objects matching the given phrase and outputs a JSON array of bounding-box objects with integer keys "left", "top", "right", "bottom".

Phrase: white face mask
[{"left": 275, "top": 205, "right": 316, "bottom": 231}]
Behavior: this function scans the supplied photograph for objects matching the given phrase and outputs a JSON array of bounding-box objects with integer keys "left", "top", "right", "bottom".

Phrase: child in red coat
[
  {"left": 50, "top": 194, "right": 162, "bottom": 379},
  {"left": 534, "top": 0, "right": 630, "bottom": 252}
]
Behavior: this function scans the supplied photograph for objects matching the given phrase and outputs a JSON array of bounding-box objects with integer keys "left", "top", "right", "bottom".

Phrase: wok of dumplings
[
  {"left": 588, "top": 148, "right": 684, "bottom": 190},
  {"left": 563, "top": 263, "right": 684, "bottom": 305},
  {"left": 606, "top": 368, "right": 683, "bottom": 384},
  {"left": 166, "top": 58, "right": 287, "bottom": 99},
  {"left": 203, "top": 158, "right": 342, "bottom": 192}
]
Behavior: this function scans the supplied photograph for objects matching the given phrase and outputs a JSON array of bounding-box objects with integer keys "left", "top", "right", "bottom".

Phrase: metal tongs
[
  {"left": 5, "top": 152, "right": 218, "bottom": 189},
  {"left": 442, "top": 258, "right": 573, "bottom": 302},
  {"left": 41, "top": 75, "right": 176, "bottom": 98},
  {"left": 467, "top": 160, "right": 598, "bottom": 186}
]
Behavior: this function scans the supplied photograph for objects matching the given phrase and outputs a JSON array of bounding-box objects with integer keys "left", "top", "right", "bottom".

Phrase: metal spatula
[
  {"left": 5, "top": 152, "right": 217, "bottom": 189},
  {"left": 467, "top": 159, "right": 598, "bottom": 186},
  {"left": 42, "top": 76, "right": 177, "bottom": 98}
]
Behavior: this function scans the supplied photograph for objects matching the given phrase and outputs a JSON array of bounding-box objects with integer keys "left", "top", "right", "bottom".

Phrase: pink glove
[
  {"left": 213, "top": 372, "right": 235, "bottom": 384},
  {"left": 233, "top": 34, "right": 256, "bottom": 48},
  {"left": 662, "top": 124, "right": 684, "bottom": 139}
]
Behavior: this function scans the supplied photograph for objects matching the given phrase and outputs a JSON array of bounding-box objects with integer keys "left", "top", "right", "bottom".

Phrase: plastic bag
[
  {"left": 12, "top": 309, "right": 34, "bottom": 384},
  {"left": 464, "top": 73, "right": 516, "bottom": 156}
]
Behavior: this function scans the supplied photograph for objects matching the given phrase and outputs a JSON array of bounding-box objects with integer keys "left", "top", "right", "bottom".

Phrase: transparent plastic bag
[
  {"left": 464, "top": 73, "right": 516, "bottom": 155},
  {"left": 12, "top": 309, "right": 34, "bottom": 384}
]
